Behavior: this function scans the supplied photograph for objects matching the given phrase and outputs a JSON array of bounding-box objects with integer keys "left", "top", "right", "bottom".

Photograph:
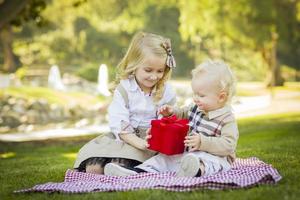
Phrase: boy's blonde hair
[
  {"left": 192, "top": 59, "right": 236, "bottom": 104},
  {"left": 113, "top": 32, "right": 173, "bottom": 103}
]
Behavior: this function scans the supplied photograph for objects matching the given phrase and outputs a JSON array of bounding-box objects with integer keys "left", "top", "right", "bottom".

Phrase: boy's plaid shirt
[{"left": 187, "top": 104, "right": 232, "bottom": 137}]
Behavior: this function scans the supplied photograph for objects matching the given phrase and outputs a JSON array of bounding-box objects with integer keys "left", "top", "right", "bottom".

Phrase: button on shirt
[{"left": 108, "top": 78, "right": 176, "bottom": 140}]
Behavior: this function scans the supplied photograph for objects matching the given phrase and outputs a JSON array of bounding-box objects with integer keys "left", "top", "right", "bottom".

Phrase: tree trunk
[
  {"left": 271, "top": 33, "right": 284, "bottom": 86},
  {"left": 263, "top": 32, "right": 284, "bottom": 87},
  {"left": 0, "top": 0, "right": 29, "bottom": 29},
  {"left": 274, "top": 61, "right": 284, "bottom": 86},
  {"left": 0, "top": 0, "right": 29, "bottom": 73},
  {"left": 0, "top": 24, "right": 17, "bottom": 73}
]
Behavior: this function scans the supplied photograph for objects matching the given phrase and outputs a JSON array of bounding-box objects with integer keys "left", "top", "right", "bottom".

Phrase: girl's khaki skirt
[{"left": 73, "top": 131, "right": 155, "bottom": 168}]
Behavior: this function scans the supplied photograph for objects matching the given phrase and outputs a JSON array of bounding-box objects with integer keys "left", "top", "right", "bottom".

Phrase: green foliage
[
  {"left": 178, "top": 0, "right": 300, "bottom": 84},
  {"left": 235, "top": 0, "right": 300, "bottom": 71},
  {"left": 75, "top": 63, "right": 117, "bottom": 83},
  {"left": 281, "top": 66, "right": 300, "bottom": 82},
  {"left": 1, "top": 112, "right": 300, "bottom": 199},
  {"left": 10, "top": 0, "right": 47, "bottom": 27},
  {"left": 9, "top": 0, "right": 300, "bottom": 83},
  {"left": 0, "top": 0, "right": 47, "bottom": 29},
  {"left": 142, "top": 3, "right": 194, "bottom": 77},
  {"left": 15, "top": 66, "right": 29, "bottom": 79},
  {"left": 75, "top": 63, "right": 98, "bottom": 82}
]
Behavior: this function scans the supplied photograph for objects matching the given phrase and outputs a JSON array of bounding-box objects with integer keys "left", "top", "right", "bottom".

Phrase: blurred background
[{"left": 0, "top": 0, "right": 299, "bottom": 140}]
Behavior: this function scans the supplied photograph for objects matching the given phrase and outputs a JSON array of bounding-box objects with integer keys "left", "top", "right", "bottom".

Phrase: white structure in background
[
  {"left": 97, "top": 64, "right": 111, "bottom": 96},
  {"left": 48, "top": 65, "right": 65, "bottom": 91},
  {"left": 0, "top": 74, "right": 12, "bottom": 88},
  {"left": 0, "top": 73, "right": 22, "bottom": 88}
]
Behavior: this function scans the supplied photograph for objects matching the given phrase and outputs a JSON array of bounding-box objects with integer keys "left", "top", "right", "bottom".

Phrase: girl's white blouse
[{"left": 108, "top": 78, "right": 176, "bottom": 140}]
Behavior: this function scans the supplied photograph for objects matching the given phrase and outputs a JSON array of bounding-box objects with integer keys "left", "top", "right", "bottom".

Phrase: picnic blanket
[{"left": 15, "top": 157, "right": 281, "bottom": 193}]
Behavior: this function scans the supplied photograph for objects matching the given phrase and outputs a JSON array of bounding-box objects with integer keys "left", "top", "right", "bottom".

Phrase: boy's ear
[{"left": 218, "top": 91, "right": 227, "bottom": 103}]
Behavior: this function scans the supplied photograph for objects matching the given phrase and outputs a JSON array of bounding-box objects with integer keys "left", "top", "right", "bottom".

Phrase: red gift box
[{"left": 148, "top": 115, "right": 189, "bottom": 155}]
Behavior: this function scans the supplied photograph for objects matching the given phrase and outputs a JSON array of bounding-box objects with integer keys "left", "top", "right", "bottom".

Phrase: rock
[
  {"left": 75, "top": 118, "right": 89, "bottom": 128},
  {"left": 12, "top": 100, "right": 27, "bottom": 114},
  {"left": 17, "top": 124, "right": 28, "bottom": 132},
  {"left": 8, "top": 97, "right": 17, "bottom": 105},
  {"left": 49, "top": 104, "right": 65, "bottom": 121},
  {"left": 1, "top": 105, "right": 10, "bottom": 113},
  {"left": 68, "top": 105, "right": 85, "bottom": 119},
  {"left": 0, "top": 113, "right": 21, "bottom": 128},
  {"left": 20, "top": 115, "right": 28, "bottom": 123},
  {"left": 28, "top": 99, "right": 48, "bottom": 111},
  {"left": 24, "top": 124, "right": 34, "bottom": 132},
  {"left": 0, "top": 93, "right": 106, "bottom": 132},
  {"left": 26, "top": 110, "right": 41, "bottom": 124}
]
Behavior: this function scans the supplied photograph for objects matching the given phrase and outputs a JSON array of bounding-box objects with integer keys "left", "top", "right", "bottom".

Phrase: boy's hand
[
  {"left": 157, "top": 105, "right": 174, "bottom": 117},
  {"left": 184, "top": 133, "right": 201, "bottom": 152}
]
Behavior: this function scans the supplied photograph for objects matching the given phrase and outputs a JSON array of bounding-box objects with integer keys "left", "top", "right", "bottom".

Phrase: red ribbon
[
  {"left": 159, "top": 115, "right": 188, "bottom": 127},
  {"left": 160, "top": 115, "right": 177, "bottom": 123}
]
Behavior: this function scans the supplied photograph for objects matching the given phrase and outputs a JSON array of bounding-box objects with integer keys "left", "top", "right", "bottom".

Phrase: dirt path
[{"left": 236, "top": 90, "right": 300, "bottom": 118}]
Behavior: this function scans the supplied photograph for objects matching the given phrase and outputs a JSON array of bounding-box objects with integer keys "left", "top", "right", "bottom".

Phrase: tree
[
  {"left": 231, "top": 0, "right": 300, "bottom": 86},
  {"left": 0, "top": 0, "right": 46, "bottom": 73},
  {"left": 178, "top": 0, "right": 219, "bottom": 64},
  {"left": 178, "top": 0, "right": 300, "bottom": 85},
  {"left": 142, "top": 0, "right": 194, "bottom": 77}
]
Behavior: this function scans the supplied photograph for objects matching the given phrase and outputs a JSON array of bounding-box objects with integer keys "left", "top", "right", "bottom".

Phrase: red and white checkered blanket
[{"left": 15, "top": 157, "right": 281, "bottom": 193}]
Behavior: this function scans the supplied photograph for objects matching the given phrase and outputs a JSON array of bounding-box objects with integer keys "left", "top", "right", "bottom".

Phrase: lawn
[
  {"left": 0, "top": 112, "right": 300, "bottom": 200},
  {"left": 0, "top": 86, "right": 107, "bottom": 107}
]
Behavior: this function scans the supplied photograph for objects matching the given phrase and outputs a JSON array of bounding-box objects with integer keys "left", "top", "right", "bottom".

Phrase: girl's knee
[{"left": 86, "top": 164, "right": 104, "bottom": 174}]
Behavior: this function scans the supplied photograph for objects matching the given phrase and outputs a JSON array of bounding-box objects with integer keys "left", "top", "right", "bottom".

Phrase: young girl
[{"left": 73, "top": 32, "right": 177, "bottom": 174}]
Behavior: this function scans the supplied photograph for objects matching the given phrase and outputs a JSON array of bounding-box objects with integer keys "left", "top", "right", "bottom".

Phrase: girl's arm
[
  {"left": 108, "top": 87, "right": 149, "bottom": 150},
  {"left": 108, "top": 89, "right": 131, "bottom": 140},
  {"left": 119, "top": 133, "right": 148, "bottom": 150},
  {"left": 125, "top": 83, "right": 176, "bottom": 150}
]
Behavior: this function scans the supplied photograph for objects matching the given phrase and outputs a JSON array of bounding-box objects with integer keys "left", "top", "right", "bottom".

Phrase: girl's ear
[{"left": 218, "top": 91, "right": 227, "bottom": 103}]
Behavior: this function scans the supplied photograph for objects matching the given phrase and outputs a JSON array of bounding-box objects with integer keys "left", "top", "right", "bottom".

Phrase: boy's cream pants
[{"left": 136, "top": 151, "right": 231, "bottom": 176}]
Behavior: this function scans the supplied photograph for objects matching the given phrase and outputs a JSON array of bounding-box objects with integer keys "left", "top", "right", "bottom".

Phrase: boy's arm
[{"left": 198, "top": 121, "right": 239, "bottom": 156}]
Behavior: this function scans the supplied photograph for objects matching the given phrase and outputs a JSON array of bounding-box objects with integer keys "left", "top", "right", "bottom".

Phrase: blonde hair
[
  {"left": 191, "top": 59, "right": 236, "bottom": 104},
  {"left": 112, "top": 32, "right": 173, "bottom": 103}
]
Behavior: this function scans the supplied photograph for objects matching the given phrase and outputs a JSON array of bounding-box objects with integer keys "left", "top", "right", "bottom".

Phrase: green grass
[
  {"left": 1, "top": 112, "right": 300, "bottom": 200},
  {"left": 0, "top": 86, "right": 107, "bottom": 106}
]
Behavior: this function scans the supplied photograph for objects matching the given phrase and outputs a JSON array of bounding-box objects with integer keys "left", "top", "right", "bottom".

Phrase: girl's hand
[
  {"left": 184, "top": 133, "right": 201, "bottom": 152},
  {"left": 144, "top": 128, "right": 158, "bottom": 153},
  {"left": 144, "top": 128, "right": 152, "bottom": 147},
  {"left": 145, "top": 133, "right": 152, "bottom": 141},
  {"left": 157, "top": 105, "right": 174, "bottom": 117},
  {"left": 140, "top": 139, "right": 150, "bottom": 150}
]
